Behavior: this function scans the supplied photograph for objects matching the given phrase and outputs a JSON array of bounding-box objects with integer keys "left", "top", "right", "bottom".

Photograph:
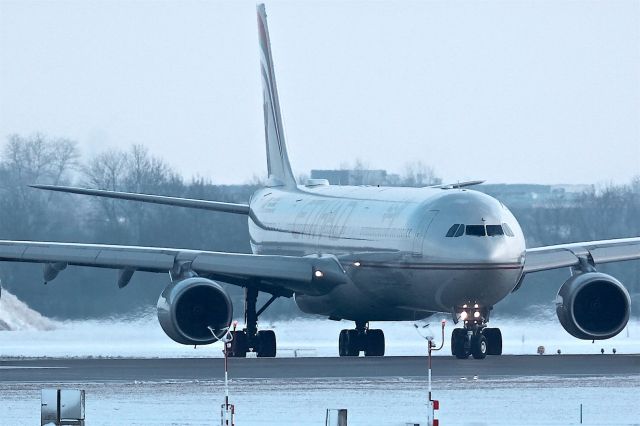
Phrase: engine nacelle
[
  {"left": 556, "top": 272, "right": 630, "bottom": 340},
  {"left": 157, "top": 277, "right": 233, "bottom": 345}
]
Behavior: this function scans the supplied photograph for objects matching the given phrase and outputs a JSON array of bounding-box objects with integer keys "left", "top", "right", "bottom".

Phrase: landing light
[
  {"left": 353, "top": 261, "right": 361, "bottom": 267},
  {"left": 474, "top": 303, "right": 479, "bottom": 309},
  {"left": 314, "top": 270, "right": 324, "bottom": 278},
  {"left": 462, "top": 304, "right": 468, "bottom": 309},
  {"left": 460, "top": 311, "right": 468, "bottom": 320},
  {"left": 473, "top": 311, "right": 481, "bottom": 318}
]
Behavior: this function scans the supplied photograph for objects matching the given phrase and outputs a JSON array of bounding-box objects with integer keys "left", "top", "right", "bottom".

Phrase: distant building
[{"left": 477, "top": 184, "right": 594, "bottom": 208}]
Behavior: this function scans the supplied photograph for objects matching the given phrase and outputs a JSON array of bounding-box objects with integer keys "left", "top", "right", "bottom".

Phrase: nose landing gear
[{"left": 451, "top": 305, "right": 502, "bottom": 359}]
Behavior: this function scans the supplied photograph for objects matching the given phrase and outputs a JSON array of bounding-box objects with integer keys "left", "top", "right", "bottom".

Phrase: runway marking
[{"left": 0, "top": 366, "right": 67, "bottom": 370}]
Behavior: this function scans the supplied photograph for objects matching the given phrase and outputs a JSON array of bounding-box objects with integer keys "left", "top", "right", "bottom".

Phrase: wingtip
[{"left": 29, "top": 184, "right": 56, "bottom": 190}]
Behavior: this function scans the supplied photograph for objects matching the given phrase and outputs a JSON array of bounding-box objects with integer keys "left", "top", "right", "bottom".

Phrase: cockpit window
[
  {"left": 465, "top": 225, "right": 486, "bottom": 236},
  {"left": 445, "top": 224, "right": 460, "bottom": 237},
  {"left": 447, "top": 223, "right": 514, "bottom": 238},
  {"left": 486, "top": 225, "right": 504, "bottom": 236},
  {"left": 502, "top": 223, "right": 515, "bottom": 237}
]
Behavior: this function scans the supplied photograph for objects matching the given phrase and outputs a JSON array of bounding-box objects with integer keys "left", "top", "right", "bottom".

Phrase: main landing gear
[
  {"left": 228, "top": 287, "right": 278, "bottom": 358},
  {"left": 451, "top": 305, "right": 502, "bottom": 360},
  {"left": 338, "top": 321, "right": 385, "bottom": 357}
]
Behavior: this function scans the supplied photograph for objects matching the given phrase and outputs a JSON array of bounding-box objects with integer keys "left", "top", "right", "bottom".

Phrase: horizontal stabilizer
[
  {"left": 430, "top": 180, "right": 486, "bottom": 189},
  {"left": 30, "top": 185, "right": 250, "bottom": 215}
]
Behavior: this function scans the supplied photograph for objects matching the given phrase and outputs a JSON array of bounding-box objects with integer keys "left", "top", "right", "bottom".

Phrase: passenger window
[
  {"left": 454, "top": 224, "right": 465, "bottom": 237},
  {"left": 502, "top": 223, "right": 515, "bottom": 237},
  {"left": 465, "top": 225, "right": 486, "bottom": 236},
  {"left": 486, "top": 225, "right": 504, "bottom": 236},
  {"left": 445, "top": 224, "right": 460, "bottom": 237}
]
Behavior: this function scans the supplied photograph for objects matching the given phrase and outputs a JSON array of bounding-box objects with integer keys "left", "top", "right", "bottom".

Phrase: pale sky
[{"left": 1, "top": 0, "right": 639, "bottom": 185}]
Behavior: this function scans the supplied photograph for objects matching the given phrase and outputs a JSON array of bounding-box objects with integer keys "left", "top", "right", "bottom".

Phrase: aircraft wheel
[
  {"left": 483, "top": 327, "right": 503, "bottom": 355},
  {"left": 257, "top": 330, "right": 277, "bottom": 357},
  {"left": 229, "top": 330, "right": 248, "bottom": 358},
  {"left": 364, "top": 329, "right": 385, "bottom": 357},
  {"left": 339, "top": 329, "right": 349, "bottom": 356},
  {"left": 451, "top": 328, "right": 467, "bottom": 358},
  {"left": 339, "top": 329, "right": 360, "bottom": 357},
  {"left": 471, "top": 334, "right": 488, "bottom": 359}
]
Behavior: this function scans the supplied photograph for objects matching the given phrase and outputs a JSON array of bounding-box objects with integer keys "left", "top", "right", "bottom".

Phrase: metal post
[
  {"left": 428, "top": 340, "right": 432, "bottom": 401},
  {"left": 580, "top": 403, "right": 583, "bottom": 424},
  {"left": 211, "top": 323, "right": 235, "bottom": 426},
  {"left": 416, "top": 319, "right": 445, "bottom": 426}
]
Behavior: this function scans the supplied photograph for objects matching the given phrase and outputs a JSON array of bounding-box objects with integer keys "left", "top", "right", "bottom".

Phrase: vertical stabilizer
[{"left": 257, "top": 4, "right": 297, "bottom": 188}]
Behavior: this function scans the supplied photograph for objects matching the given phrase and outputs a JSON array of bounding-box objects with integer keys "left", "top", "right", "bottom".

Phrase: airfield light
[
  {"left": 353, "top": 261, "right": 361, "bottom": 267},
  {"left": 473, "top": 311, "right": 481, "bottom": 318},
  {"left": 460, "top": 311, "right": 468, "bottom": 320},
  {"left": 314, "top": 270, "right": 324, "bottom": 278}
]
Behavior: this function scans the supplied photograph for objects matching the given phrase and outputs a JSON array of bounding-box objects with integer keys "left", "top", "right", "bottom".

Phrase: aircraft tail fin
[{"left": 257, "top": 4, "right": 297, "bottom": 188}]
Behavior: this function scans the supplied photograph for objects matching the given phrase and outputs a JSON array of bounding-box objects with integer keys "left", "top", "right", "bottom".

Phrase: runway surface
[{"left": 1, "top": 354, "right": 638, "bottom": 383}]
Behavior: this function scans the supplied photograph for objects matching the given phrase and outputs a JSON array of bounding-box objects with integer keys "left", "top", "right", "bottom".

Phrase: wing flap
[{"left": 192, "top": 252, "right": 311, "bottom": 283}]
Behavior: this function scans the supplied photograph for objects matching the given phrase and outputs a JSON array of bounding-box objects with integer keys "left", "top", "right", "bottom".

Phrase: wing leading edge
[
  {"left": 30, "top": 185, "right": 250, "bottom": 215},
  {"left": 523, "top": 237, "right": 640, "bottom": 274},
  {"left": 0, "top": 240, "right": 348, "bottom": 296}
]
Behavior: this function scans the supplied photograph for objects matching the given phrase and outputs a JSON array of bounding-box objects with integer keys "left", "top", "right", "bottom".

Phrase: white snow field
[
  {"left": 1, "top": 376, "right": 640, "bottom": 425},
  {"left": 1, "top": 288, "right": 640, "bottom": 358},
  {"left": 2, "top": 289, "right": 640, "bottom": 425}
]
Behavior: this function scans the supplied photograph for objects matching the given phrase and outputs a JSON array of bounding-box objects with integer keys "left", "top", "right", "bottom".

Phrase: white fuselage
[{"left": 248, "top": 184, "right": 526, "bottom": 321}]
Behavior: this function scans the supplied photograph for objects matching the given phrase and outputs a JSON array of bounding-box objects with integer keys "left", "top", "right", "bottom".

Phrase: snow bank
[
  {"left": 0, "top": 301, "right": 639, "bottom": 358},
  {"left": 0, "top": 288, "right": 56, "bottom": 332}
]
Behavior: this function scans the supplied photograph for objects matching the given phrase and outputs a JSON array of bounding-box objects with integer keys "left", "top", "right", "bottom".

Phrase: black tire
[
  {"left": 471, "top": 334, "right": 488, "bottom": 359},
  {"left": 257, "top": 330, "right": 277, "bottom": 357},
  {"left": 339, "top": 329, "right": 349, "bottom": 356},
  {"left": 483, "top": 328, "right": 503, "bottom": 355},
  {"left": 344, "top": 329, "right": 360, "bottom": 357},
  {"left": 230, "top": 330, "right": 248, "bottom": 358},
  {"left": 365, "top": 329, "right": 385, "bottom": 357},
  {"left": 452, "top": 328, "right": 468, "bottom": 359}
]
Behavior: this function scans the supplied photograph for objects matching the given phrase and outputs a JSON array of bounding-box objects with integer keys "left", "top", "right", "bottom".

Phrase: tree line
[{"left": 0, "top": 134, "right": 638, "bottom": 319}]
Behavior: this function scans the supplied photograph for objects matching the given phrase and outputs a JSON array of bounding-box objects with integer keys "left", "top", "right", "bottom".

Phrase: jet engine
[
  {"left": 157, "top": 277, "right": 233, "bottom": 345},
  {"left": 556, "top": 272, "right": 630, "bottom": 340}
]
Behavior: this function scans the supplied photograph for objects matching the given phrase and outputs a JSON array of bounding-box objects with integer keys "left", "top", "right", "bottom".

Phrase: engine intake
[
  {"left": 157, "top": 277, "right": 233, "bottom": 345},
  {"left": 556, "top": 272, "right": 630, "bottom": 340}
]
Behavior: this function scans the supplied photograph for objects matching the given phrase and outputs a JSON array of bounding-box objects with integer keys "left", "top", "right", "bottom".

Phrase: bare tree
[
  {"left": 0, "top": 134, "right": 79, "bottom": 238},
  {"left": 401, "top": 161, "right": 442, "bottom": 186}
]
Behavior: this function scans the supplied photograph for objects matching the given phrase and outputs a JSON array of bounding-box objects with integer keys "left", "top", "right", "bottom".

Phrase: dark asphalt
[{"left": 1, "top": 355, "right": 638, "bottom": 383}]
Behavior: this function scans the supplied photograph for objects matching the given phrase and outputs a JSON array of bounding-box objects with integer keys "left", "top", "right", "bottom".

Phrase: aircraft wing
[
  {"left": 0, "top": 240, "right": 347, "bottom": 296},
  {"left": 523, "top": 237, "right": 640, "bottom": 273},
  {"left": 29, "top": 185, "right": 250, "bottom": 215}
]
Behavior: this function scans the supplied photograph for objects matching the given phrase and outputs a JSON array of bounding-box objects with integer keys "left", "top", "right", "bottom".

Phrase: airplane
[{"left": 1, "top": 4, "right": 638, "bottom": 359}]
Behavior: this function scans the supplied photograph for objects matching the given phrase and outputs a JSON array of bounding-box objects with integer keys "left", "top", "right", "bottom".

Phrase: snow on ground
[
  {"left": 0, "top": 311, "right": 639, "bottom": 358},
  {"left": 2, "top": 376, "right": 640, "bottom": 425},
  {"left": 2, "top": 290, "right": 640, "bottom": 425},
  {"left": 0, "top": 288, "right": 56, "bottom": 332},
  {"left": 1, "top": 287, "right": 639, "bottom": 357}
]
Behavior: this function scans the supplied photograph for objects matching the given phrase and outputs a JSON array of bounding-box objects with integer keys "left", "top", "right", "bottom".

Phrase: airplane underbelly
[
  {"left": 296, "top": 261, "right": 522, "bottom": 320},
  {"left": 352, "top": 263, "right": 522, "bottom": 312}
]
